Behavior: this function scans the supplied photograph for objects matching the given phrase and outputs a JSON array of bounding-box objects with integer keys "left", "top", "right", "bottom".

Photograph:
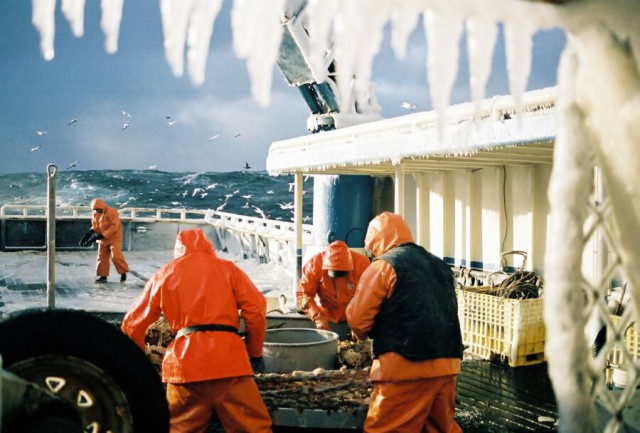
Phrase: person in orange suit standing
[
  {"left": 121, "top": 228, "right": 272, "bottom": 433},
  {"left": 347, "top": 212, "right": 463, "bottom": 433},
  {"left": 296, "top": 240, "right": 370, "bottom": 338},
  {"left": 80, "top": 198, "right": 129, "bottom": 283}
]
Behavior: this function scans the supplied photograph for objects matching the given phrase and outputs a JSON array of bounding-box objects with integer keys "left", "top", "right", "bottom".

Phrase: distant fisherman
[{"left": 80, "top": 198, "right": 129, "bottom": 283}]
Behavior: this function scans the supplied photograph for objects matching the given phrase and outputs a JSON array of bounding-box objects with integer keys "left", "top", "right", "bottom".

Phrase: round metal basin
[{"left": 263, "top": 328, "right": 339, "bottom": 373}]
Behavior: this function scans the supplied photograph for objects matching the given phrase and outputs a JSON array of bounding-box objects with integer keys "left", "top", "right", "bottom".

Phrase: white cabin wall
[
  {"left": 399, "top": 163, "right": 552, "bottom": 275},
  {"left": 443, "top": 172, "right": 456, "bottom": 263},
  {"left": 403, "top": 173, "right": 417, "bottom": 236},
  {"left": 453, "top": 171, "right": 471, "bottom": 267},
  {"left": 414, "top": 174, "right": 429, "bottom": 247},
  {"left": 426, "top": 172, "right": 445, "bottom": 258},
  {"left": 508, "top": 166, "right": 534, "bottom": 271},
  {"left": 532, "top": 164, "right": 552, "bottom": 274},
  {"left": 479, "top": 168, "right": 502, "bottom": 270}
]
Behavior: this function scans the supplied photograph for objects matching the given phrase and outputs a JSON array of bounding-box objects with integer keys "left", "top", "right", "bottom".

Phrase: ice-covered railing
[{"left": 0, "top": 204, "right": 312, "bottom": 265}]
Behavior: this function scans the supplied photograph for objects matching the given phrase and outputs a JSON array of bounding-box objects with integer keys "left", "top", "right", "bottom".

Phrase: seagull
[
  {"left": 253, "top": 206, "right": 267, "bottom": 219},
  {"left": 29, "top": 145, "right": 41, "bottom": 153},
  {"left": 208, "top": 134, "right": 221, "bottom": 141},
  {"left": 288, "top": 182, "right": 295, "bottom": 192},
  {"left": 241, "top": 194, "right": 252, "bottom": 200},
  {"left": 200, "top": 192, "right": 208, "bottom": 199},
  {"left": 68, "top": 118, "right": 78, "bottom": 126},
  {"left": 234, "top": 133, "right": 242, "bottom": 138},
  {"left": 215, "top": 202, "right": 227, "bottom": 212},
  {"left": 266, "top": 190, "right": 274, "bottom": 195},
  {"left": 205, "top": 183, "right": 218, "bottom": 190},
  {"left": 241, "top": 202, "right": 249, "bottom": 209},
  {"left": 278, "top": 201, "right": 294, "bottom": 210},
  {"left": 223, "top": 193, "right": 234, "bottom": 200},
  {"left": 148, "top": 165, "right": 157, "bottom": 170},
  {"left": 122, "top": 110, "right": 132, "bottom": 118},
  {"left": 121, "top": 120, "right": 131, "bottom": 130},
  {"left": 35, "top": 131, "right": 47, "bottom": 136},
  {"left": 192, "top": 187, "right": 205, "bottom": 197},
  {"left": 66, "top": 161, "right": 78, "bottom": 170},
  {"left": 400, "top": 101, "right": 416, "bottom": 111},
  {"left": 166, "top": 120, "right": 177, "bottom": 128},
  {"left": 244, "top": 161, "right": 251, "bottom": 170}
]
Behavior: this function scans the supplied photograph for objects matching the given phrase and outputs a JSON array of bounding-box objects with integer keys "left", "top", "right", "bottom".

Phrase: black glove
[
  {"left": 81, "top": 231, "right": 103, "bottom": 247},
  {"left": 250, "top": 357, "right": 265, "bottom": 374},
  {"left": 79, "top": 229, "right": 94, "bottom": 247}
]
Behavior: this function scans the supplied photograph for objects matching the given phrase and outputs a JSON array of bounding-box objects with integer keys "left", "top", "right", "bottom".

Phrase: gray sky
[{"left": 0, "top": 1, "right": 565, "bottom": 174}]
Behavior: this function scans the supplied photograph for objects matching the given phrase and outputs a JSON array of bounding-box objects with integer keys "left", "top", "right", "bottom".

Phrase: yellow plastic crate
[
  {"left": 608, "top": 315, "right": 640, "bottom": 366},
  {"left": 456, "top": 289, "right": 546, "bottom": 367}
]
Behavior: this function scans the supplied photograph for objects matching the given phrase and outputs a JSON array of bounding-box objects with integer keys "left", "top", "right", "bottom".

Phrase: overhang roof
[{"left": 267, "top": 87, "right": 557, "bottom": 176}]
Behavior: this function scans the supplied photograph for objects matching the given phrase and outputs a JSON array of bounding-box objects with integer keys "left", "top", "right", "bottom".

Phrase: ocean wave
[{"left": 0, "top": 169, "right": 314, "bottom": 222}]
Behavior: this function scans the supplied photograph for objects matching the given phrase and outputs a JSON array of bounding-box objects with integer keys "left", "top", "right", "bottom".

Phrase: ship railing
[{"left": 0, "top": 204, "right": 313, "bottom": 265}]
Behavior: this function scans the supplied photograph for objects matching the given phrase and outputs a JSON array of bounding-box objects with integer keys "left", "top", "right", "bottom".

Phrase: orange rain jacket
[
  {"left": 346, "top": 212, "right": 461, "bottom": 382},
  {"left": 296, "top": 241, "right": 370, "bottom": 326},
  {"left": 121, "top": 229, "right": 266, "bottom": 383},
  {"left": 90, "top": 198, "right": 123, "bottom": 246}
]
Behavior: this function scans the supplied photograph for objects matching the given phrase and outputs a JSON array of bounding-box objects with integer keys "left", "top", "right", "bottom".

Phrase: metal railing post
[{"left": 46, "top": 164, "right": 57, "bottom": 308}]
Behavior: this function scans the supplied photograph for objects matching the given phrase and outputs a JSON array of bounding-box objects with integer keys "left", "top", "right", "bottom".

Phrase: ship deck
[{"left": 0, "top": 250, "right": 558, "bottom": 432}]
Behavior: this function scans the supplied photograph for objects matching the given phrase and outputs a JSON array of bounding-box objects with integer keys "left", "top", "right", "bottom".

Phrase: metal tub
[{"left": 263, "top": 328, "right": 339, "bottom": 373}]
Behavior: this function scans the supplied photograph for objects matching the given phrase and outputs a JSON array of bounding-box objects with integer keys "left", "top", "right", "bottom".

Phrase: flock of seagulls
[{"left": 30, "top": 109, "right": 252, "bottom": 170}]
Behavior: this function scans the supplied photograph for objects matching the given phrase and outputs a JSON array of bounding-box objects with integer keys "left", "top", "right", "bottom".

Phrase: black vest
[{"left": 370, "top": 243, "right": 463, "bottom": 360}]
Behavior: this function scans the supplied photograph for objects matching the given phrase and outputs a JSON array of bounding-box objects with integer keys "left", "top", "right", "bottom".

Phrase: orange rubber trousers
[
  {"left": 364, "top": 375, "right": 461, "bottom": 433},
  {"left": 166, "top": 376, "right": 273, "bottom": 433},
  {"left": 96, "top": 242, "right": 129, "bottom": 277}
]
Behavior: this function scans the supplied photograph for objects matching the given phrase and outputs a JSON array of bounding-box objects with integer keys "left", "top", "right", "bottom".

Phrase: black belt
[{"left": 176, "top": 324, "right": 238, "bottom": 338}]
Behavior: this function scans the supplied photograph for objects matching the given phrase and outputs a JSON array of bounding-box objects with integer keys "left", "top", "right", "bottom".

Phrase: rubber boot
[
  {"left": 120, "top": 273, "right": 127, "bottom": 283},
  {"left": 95, "top": 276, "right": 107, "bottom": 283}
]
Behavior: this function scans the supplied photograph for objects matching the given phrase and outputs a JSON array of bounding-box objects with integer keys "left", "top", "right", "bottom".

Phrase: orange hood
[
  {"left": 91, "top": 198, "right": 107, "bottom": 210},
  {"left": 174, "top": 229, "right": 216, "bottom": 259},
  {"left": 322, "top": 240, "right": 354, "bottom": 271},
  {"left": 364, "top": 212, "right": 414, "bottom": 257}
]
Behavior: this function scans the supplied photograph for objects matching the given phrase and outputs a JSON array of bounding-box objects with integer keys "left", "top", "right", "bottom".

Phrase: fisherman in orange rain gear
[
  {"left": 296, "top": 240, "right": 370, "bottom": 337},
  {"left": 121, "top": 229, "right": 272, "bottom": 433},
  {"left": 79, "top": 198, "right": 129, "bottom": 283},
  {"left": 346, "top": 212, "right": 463, "bottom": 433}
]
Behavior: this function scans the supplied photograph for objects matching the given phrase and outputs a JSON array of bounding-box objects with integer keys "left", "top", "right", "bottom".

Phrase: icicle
[
  {"left": 232, "top": 0, "right": 286, "bottom": 107},
  {"left": 389, "top": 0, "right": 422, "bottom": 60},
  {"left": 185, "top": 0, "right": 222, "bottom": 86},
  {"left": 303, "top": 0, "right": 335, "bottom": 83},
  {"left": 160, "top": 0, "right": 222, "bottom": 87},
  {"left": 32, "top": 0, "right": 56, "bottom": 61},
  {"left": 466, "top": 17, "right": 498, "bottom": 120},
  {"left": 504, "top": 19, "right": 534, "bottom": 124},
  {"left": 100, "top": 0, "right": 124, "bottom": 54},
  {"left": 332, "top": 1, "right": 364, "bottom": 112},
  {"left": 61, "top": 0, "right": 85, "bottom": 38},
  {"left": 352, "top": 0, "right": 391, "bottom": 114},
  {"left": 424, "top": 8, "right": 463, "bottom": 139}
]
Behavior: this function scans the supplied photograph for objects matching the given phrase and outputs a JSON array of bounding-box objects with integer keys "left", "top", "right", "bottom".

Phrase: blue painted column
[{"left": 312, "top": 175, "right": 373, "bottom": 248}]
